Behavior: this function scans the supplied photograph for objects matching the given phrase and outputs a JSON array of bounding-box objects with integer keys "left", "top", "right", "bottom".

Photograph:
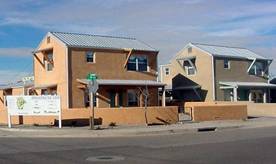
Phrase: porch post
[
  {"left": 263, "top": 90, "right": 267, "bottom": 103},
  {"left": 249, "top": 91, "right": 252, "bottom": 102},
  {"left": 233, "top": 87, "right": 238, "bottom": 102},
  {"left": 162, "top": 87, "right": 166, "bottom": 107}
]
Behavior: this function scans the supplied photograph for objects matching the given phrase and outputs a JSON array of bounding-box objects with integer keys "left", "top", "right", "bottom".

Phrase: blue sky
[{"left": 0, "top": 0, "right": 276, "bottom": 84}]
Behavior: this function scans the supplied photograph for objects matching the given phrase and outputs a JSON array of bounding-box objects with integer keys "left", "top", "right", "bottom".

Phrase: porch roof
[
  {"left": 77, "top": 79, "right": 166, "bottom": 87},
  {"left": 219, "top": 81, "right": 276, "bottom": 88}
]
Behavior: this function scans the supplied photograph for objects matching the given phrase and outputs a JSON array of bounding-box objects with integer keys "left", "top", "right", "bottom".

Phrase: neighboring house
[
  {"left": 160, "top": 42, "right": 275, "bottom": 103},
  {"left": 269, "top": 77, "right": 276, "bottom": 103},
  {"left": 33, "top": 32, "right": 165, "bottom": 109},
  {"left": 0, "top": 79, "right": 34, "bottom": 110}
]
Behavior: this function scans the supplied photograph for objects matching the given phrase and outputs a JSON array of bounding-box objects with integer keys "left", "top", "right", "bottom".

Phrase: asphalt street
[{"left": 1, "top": 126, "right": 276, "bottom": 163}]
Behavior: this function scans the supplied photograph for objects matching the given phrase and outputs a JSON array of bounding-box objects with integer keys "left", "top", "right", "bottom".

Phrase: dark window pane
[
  {"left": 127, "top": 56, "right": 137, "bottom": 71},
  {"left": 138, "top": 56, "right": 147, "bottom": 71},
  {"left": 86, "top": 51, "right": 94, "bottom": 63}
]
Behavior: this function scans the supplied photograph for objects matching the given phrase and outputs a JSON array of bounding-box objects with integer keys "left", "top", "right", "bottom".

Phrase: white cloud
[
  {"left": 0, "top": 0, "right": 275, "bottom": 74},
  {"left": 0, "top": 48, "right": 33, "bottom": 57}
]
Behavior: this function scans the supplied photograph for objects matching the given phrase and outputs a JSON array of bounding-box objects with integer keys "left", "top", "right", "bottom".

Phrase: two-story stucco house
[
  {"left": 160, "top": 43, "right": 276, "bottom": 103},
  {"left": 33, "top": 32, "right": 166, "bottom": 109}
]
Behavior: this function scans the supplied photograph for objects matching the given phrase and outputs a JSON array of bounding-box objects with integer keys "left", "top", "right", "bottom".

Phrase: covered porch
[
  {"left": 219, "top": 82, "right": 276, "bottom": 103},
  {"left": 77, "top": 79, "right": 166, "bottom": 108}
]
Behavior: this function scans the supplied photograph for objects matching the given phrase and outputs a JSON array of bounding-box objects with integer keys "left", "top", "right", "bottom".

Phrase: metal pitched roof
[
  {"left": 50, "top": 32, "right": 157, "bottom": 52},
  {"left": 191, "top": 43, "right": 268, "bottom": 60}
]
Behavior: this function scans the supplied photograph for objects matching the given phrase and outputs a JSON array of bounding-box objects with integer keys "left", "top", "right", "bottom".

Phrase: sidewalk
[{"left": 0, "top": 117, "right": 276, "bottom": 138}]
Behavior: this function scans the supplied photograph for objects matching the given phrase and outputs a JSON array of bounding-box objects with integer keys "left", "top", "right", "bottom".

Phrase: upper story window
[
  {"left": 249, "top": 61, "right": 265, "bottom": 76},
  {"left": 127, "top": 55, "right": 148, "bottom": 72},
  {"left": 44, "top": 52, "right": 53, "bottom": 71},
  {"left": 183, "top": 59, "right": 196, "bottom": 75},
  {"left": 165, "top": 67, "right": 170, "bottom": 75},
  {"left": 86, "top": 51, "right": 95, "bottom": 63},
  {"left": 224, "top": 59, "right": 230, "bottom": 69}
]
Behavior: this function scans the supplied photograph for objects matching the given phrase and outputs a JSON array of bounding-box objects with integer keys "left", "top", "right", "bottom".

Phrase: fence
[{"left": 0, "top": 106, "right": 179, "bottom": 126}]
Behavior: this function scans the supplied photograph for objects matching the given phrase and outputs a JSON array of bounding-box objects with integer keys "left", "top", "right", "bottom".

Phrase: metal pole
[
  {"left": 58, "top": 110, "right": 62, "bottom": 128},
  {"left": 8, "top": 113, "right": 11, "bottom": 128},
  {"left": 89, "top": 92, "right": 94, "bottom": 130}
]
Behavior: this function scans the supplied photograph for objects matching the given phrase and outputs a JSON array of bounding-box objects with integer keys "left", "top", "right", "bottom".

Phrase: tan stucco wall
[
  {"left": 160, "top": 64, "right": 172, "bottom": 86},
  {"left": 247, "top": 103, "right": 276, "bottom": 117},
  {"left": 0, "top": 106, "right": 178, "bottom": 126},
  {"left": 215, "top": 58, "right": 268, "bottom": 101},
  {"left": 34, "top": 34, "right": 68, "bottom": 109},
  {"left": 69, "top": 48, "right": 158, "bottom": 108},
  {"left": 184, "top": 102, "right": 247, "bottom": 121},
  {"left": 161, "top": 46, "right": 214, "bottom": 101}
]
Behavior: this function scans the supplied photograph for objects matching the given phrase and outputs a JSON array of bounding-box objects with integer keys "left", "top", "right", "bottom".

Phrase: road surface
[{"left": 1, "top": 126, "right": 276, "bottom": 163}]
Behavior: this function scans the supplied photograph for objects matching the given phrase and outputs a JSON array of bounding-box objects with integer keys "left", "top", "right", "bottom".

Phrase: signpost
[
  {"left": 6, "top": 95, "right": 61, "bottom": 128},
  {"left": 86, "top": 73, "right": 98, "bottom": 130}
]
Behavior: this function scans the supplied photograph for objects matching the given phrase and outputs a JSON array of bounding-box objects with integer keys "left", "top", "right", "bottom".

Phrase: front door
[
  {"left": 109, "top": 91, "right": 124, "bottom": 107},
  {"left": 251, "top": 90, "right": 264, "bottom": 103},
  {"left": 109, "top": 92, "right": 116, "bottom": 107}
]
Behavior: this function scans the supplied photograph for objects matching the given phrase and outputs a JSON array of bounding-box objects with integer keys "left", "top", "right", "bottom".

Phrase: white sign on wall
[{"left": 6, "top": 96, "right": 61, "bottom": 128}]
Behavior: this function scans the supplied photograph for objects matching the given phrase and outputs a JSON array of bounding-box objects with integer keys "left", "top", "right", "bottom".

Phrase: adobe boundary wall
[
  {"left": 184, "top": 102, "right": 247, "bottom": 121},
  {"left": 0, "top": 106, "right": 179, "bottom": 126}
]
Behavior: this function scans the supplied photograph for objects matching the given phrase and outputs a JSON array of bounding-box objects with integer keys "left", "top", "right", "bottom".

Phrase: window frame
[
  {"left": 186, "top": 66, "right": 196, "bottom": 75},
  {"left": 45, "top": 52, "right": 53, "bottom": 72},
  {"left": 127, "top": 55, "right": 149, "bottom": 72},
  {"left": 164, "top": 67, "right": 170, "bottom": 76},
  {"left": 223, "top": 59, "right": 230, "bottom": 69},
  {"left": 86, "top": 51, "right": 95, "bottom": 63}
]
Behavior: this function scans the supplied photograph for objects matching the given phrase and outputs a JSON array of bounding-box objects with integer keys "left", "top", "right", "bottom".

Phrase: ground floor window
[{"left": 127, "top": 90, "right": 138, "bottom": 106}]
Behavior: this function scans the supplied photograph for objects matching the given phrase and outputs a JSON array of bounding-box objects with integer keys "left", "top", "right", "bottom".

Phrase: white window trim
[{"left": 86, "top": 51, "right": 95, "bottom": 63}]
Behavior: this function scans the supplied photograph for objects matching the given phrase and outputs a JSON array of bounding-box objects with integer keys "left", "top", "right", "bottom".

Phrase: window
[
  {"left": 127, "top": 90, "right": 138, "bottom": 106},
  {"left": 165, "top": 68, "right": 170, "bottom": 75},
  {"left": 224, "top": 59, "right": 230, "bottom": 69},
  {"left": 183, "top": 59, "right": 196, "bottom": 75},
  {"left": 41, "top": 89, "right": 49, "bottom": 95},
  {"left": 86, "top": 51, "right": 95, "bottom": 63},
  {"left": 127, "top": 55, "right": 148, "bottom": 72},
  {"left": 44, "top": 52, "right": 53, "bottom": 71},
  {"left": 249, "top": 61, "right": 264, "bottom": 76}
]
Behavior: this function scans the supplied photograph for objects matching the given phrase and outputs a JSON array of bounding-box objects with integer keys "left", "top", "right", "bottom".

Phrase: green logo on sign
[
  {"left": 16, "top": 97, "right": 26, "bottom": 110},
  {"left": 86, "top": 73, "right": 97, "bottom": 81}
]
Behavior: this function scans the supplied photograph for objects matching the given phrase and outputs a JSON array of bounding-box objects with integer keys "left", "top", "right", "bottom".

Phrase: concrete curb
[{"left": 1, "top": 118, "right": 276, "bottom": 138}]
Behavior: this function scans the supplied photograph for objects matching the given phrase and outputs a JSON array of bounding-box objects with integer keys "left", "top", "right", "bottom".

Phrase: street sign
[
  {"left": 87, "top": 73, "right": 98, "bottom": 93},
  {"left": 88, "top": 81, "right": 99, "bottom": 94},
  {"left": 87, "top": 73, "right": 97, "bottom": 81}
]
